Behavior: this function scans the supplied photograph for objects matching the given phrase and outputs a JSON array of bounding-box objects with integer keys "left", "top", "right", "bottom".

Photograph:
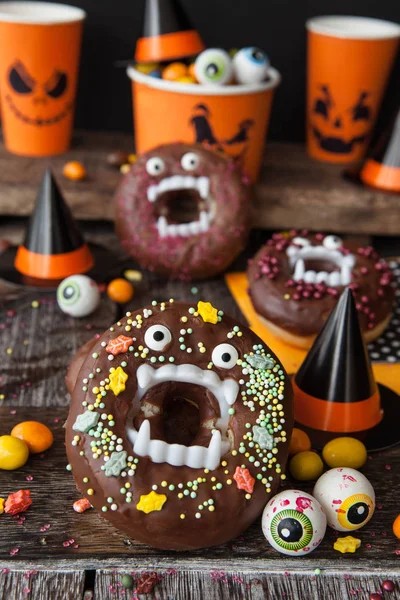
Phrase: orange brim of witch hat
[
  {"left": 361, "top": 107, "right": 400, "bottom": 192},
  {"left": 14, "top": 168, "right": 93, "bottom": 281},
  {"left": 135, "top": 0, "right": 204, "bottom": 63},
  {"left": 293, "top": 288, "right": 400, "bottom": 451}
]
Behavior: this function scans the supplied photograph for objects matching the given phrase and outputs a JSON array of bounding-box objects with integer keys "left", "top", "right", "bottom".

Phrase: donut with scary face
[
  {"left": 114, "top": 143, "right": 251, "bottom": 280},
  {"left": 247, "top": 231, "right": 395, "bottom": 349},
  {"left": 65, "top": 300, "right": 293, "bottom": 550}
]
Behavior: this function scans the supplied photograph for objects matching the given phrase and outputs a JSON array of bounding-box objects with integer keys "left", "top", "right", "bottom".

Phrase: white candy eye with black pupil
[
  {"left": 146, "top": 157, "right": 165, "bottom": 176},
  {"left": 181, "top": 152, "right": 200, "bottom": 171},
  {"left": 323, "top": 235, "right": 343, "bottom": 250},
  {"left": 212, "top": 343, "right": 238, "bottom": 369},
  {"left": 144, "top": 324, "right": 172, "bottom": 351},
  {"left": 292, "top": 237, "right": 310, "bottom": 247}
]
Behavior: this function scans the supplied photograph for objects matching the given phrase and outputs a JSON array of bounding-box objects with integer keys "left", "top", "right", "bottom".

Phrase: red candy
[
  {"left": 233, "top": 466, "right": 255, "bottom": 494},
  {"left": 5, "top": 490, "right": 32, "bottom": 515}
]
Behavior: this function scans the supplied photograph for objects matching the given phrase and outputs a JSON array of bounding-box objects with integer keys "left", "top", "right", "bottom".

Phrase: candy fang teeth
[
  {"left": 289, "top": 245, "right": 356, "bottom": 287},
  {"left": 156, "top": 210, "right": 210, "bottom": 238},
  {"left": 126, "top": 363, "right": 237, "bottom": 470},
  {"left": 147, "top": 175, "right": 211, "bottom": 202}
]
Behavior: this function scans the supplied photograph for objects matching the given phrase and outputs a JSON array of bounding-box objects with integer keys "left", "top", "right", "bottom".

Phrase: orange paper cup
[
  {"left": 128, "top": 66, "right": 281, "bottom": 182},
  {"left": 0, "top": 1, "right": 86, "bottom": 156},
  {"left": 306, "top": 16, "right": 400, "bottom": 164}
]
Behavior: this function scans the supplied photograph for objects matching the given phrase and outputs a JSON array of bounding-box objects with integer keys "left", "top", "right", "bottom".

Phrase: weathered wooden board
[
  {"left": 0, "top": 131, "right": 399, "bottom": 234},
  {"left": 95, "top": 568, "right": 400, "bottom": 600},
  {"left": 0, "top": 570, "right": 85, "bottom": 600}
]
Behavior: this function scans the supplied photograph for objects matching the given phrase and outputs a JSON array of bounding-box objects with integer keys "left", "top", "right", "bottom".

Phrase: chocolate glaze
[
  {"left": 114, "top": 143, "right": 251, "bottom": 280},
  {"left": 247, "top": 231, "right": 395, "bottom": 338},
  {"left": 65, "top": 301, "right": 293, "bottom": 550}
]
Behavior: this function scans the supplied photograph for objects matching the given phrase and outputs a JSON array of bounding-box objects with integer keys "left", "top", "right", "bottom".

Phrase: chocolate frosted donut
[
  {"left": 65, "top": 300, "right": 293, "bottom": 550},
  {"left": 114, "top": 143, "right": 251, "bottom": 280},
  {"left": 248, "top": 231, "right": 395, "bottom": 349}
]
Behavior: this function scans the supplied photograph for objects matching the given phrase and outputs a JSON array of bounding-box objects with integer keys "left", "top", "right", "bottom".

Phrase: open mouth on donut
[
  {"left": 147, "top": 176, "right": 213, "bottom": 238},
  {"left": 287, "top": 245, "right": 355, "bottom": 286},
  {"left": 127, "top": 363, "right": 237, "bottom": 470}
]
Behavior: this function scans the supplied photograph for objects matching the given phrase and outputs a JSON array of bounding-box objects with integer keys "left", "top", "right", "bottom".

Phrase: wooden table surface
[
  {"left": 0, "top": 225, "right": 400, "bottom": 600},
  {"left": 0, "top": 130, "right": 399, "bottom": 235}
]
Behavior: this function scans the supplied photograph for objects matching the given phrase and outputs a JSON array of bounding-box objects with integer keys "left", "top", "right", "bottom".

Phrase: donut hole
[
  {"left": 156, "top": 189, "right": 203, "bottom": 224},
  {"left": 304, "top": 259, "right": 338, "bottom": 273},
  {"left": 163, "top": 395, "right": 200, "bottom": 446}
]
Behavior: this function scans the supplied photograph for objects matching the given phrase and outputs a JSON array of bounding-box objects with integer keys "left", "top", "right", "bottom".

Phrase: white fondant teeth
[
  {"left": 294, "top": 259, "right": 305, "bottom": 280},
  {"left": 134, "top": 419, "right": 150, "bottom": 455},
  {"left": 147, "top": 175, "right": 210, "bottom": 202},
  {"left": 126, "top": 363, "right": 238, "bottom": 470},
  {"left": 289, "top": 244, "right": 356, "bottom": 287},
  {"left": 131, "top": 421, "right": 224, "bottom": 470},
  {"left": 148, "top": 175, "right": 212, "bottom": 239}
]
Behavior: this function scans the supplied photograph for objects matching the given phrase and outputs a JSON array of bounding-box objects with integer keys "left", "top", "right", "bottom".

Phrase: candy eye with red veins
[
  {"left": 212, "top": 343, "right": 239, "bottom": 368},
  {"left": 323, "top": 235, "right": 343, "bottom": 250},
  {"left": 146, "top": 157, "right": 165, "bottom": 177},
  {"left": 181, "top": 152, "right": 200, "bottom": 171},
  {"left": 144, "top": 324, "right": 172, "bottom": 351}
]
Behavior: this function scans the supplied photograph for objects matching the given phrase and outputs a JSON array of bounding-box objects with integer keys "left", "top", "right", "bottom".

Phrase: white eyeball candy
[
  {"left": 313, "top": 468, "right": 375, "bottom": 532},
  {"left": 262, "top": 490, "right": 327, "bottom": 556},
  {"left": 194, "top": 49, "right": 233, "bottom": 86},
  {"left": 57, "top": 275, "right": 100, "bottom": 318},
  {"left": 232, "top": 47, "right": 270, "bottom": 85}
]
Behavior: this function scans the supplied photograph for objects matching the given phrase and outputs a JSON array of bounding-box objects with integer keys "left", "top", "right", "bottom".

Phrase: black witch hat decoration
[
  {"left": 14, "top": 168, "right": 94, "bottom": 281},
  {"left": 135, "top": 0, "right": 204, "bottom": 63},
  {"left": 361, "top": 106, "right": 400, "bottom": 192},
  {"left": 293, "top": 287, "right": 400, "bottom": 451}
]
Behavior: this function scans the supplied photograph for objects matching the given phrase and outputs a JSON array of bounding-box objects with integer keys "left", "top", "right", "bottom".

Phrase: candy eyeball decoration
[
  {"left": 194, "top": 49, "right": 233, "bottom": 86},
  {"left": 57, "top": 275, "right": 100, "bottom": 318},
  {"left": 233, "top": 47, "right": 270, "bottom": 85},
  {"left": 313, "top": 468, "right": 375, "bottom": 532},
  {"left": 262, "top": 490, "right": 327, "bottom": 556}
]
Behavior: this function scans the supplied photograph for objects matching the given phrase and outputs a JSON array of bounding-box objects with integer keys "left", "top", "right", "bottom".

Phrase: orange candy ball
[
  {"left": 107, "top": 278, "right": 134, "bottom": 304},
  {"left": 11, "top": 421, "right": 54, "bottom": 454},
  {"left": 288, "top": 427, "right": 312, "bottom": 456},
  {"left": 63, "top": 161, "right": 87, "bottom": 181},
  {"left": 162, "top": 62, "right": 188, "bottom": 81},
  {"left": 393, "top": 514, "right": 400, "bottom": 539}
]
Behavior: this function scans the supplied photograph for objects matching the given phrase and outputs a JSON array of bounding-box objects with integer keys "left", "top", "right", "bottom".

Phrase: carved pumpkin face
[
  {"left": 5, "top": 60, "right": 71, "bottom": 126},
  {"left": 310, "top": 85, "right": 373, "bottom": 156}
]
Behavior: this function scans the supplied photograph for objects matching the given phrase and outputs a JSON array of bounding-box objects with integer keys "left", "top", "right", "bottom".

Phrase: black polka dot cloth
[{"left": 368, "top": 261, "right": 400, "bottom": 364}]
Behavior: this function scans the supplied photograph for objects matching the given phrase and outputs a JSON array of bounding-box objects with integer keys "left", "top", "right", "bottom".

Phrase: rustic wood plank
[
  {"left": 0, "top": 291, "right": 117, "bottom": 407},
  {"left": 0, "top": 569, "right": 85, "bottom": 600},
  {"left": 0, "top": 131, "right": 399, "bottom": 235},
  {"left": 95, "top": 568, "right": 400, "bottom": 599},
  {"left": 254, "top": 142, "right": 400, "bottom": 235}
]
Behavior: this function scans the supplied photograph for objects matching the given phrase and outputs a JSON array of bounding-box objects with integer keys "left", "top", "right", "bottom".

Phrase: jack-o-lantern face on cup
[
  {"left": 306, "top": 16, "right": 400, "bottom": 164},
  {"left": 0, "top": 2, "right": 86, "bottom": 157},
  {"left": 311, "top": 85, "right": 372, "bottom": 156}
]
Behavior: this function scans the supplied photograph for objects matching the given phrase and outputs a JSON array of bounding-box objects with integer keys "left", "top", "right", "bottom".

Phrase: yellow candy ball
[
  {"left": 0, "top": 435, "right": 29, "bottom": 470},
  {"left": 322, "top": 437, "right": 367, "bottom": 469},
  {"left": 289, "top": 451, "right": 324, "bottom": 481},
  {"left": 135, "top": 62, "right": 160, "bottom": 75},
  {"left": 176, "top": 75, "right": 196, "bottom": 84}
]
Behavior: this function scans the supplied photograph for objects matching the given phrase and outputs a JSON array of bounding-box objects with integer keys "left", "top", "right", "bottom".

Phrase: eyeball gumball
[
  {"left": 194, "top": 49, "right": 233, "bottom": 86},
  {"left": 57, "top": 274, "right": 100, "bottom": 318},
  {"left": 233, "top": 47, "right": 270, "bottom": 84},
  {"left": 313, "top": 468, "right": 375, "bottom": 532},
  {"left": 262, "top": 490, "right": 327, "bottom": 556}
]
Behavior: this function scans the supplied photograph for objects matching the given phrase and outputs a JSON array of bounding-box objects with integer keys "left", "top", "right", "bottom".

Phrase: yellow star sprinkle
[
  {"left": 136, "top": 491, "right": 167, "bottom": 514},
  {"left": 197, "top": 301, "right": 218, "bottom": 324},
  {"left": 333, "top": 536, "right": 361, "bottom": 554},
  {"left": 0, "top": 498, "right": 4, "bottom": 515},
  {"left": 108, "top": 366, "right": 128, "bottom": 396}
]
